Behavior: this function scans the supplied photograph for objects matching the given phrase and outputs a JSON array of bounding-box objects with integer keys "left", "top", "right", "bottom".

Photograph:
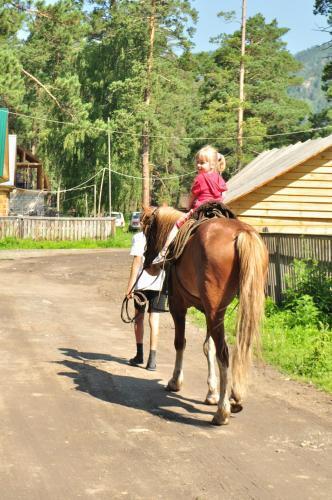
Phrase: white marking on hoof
[
  {"left": 211, "top": 409, "right": 230, "bottom": 426},
  {"left": 205, "top": 393, "right": 219, "bottom": 405}
]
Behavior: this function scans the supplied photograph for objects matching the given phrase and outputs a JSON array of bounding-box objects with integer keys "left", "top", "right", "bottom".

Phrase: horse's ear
[{"left": 142, "top": 205, "right": 153, "bottom": 217}]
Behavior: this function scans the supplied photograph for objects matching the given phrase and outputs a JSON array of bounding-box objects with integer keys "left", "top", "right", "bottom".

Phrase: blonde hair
[{"left": 195, "top": 145, "right": 226, "bottom": 173}]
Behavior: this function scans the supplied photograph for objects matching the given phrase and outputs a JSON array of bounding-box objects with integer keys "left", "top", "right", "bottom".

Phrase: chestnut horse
[{"left": 142, "top": 206, "right": 268, "bottom": 426}]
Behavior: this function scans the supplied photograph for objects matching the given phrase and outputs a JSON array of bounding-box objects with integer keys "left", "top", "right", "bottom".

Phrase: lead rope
[{"left": 121, "top": 268, "right": 148, "bottom": 323}]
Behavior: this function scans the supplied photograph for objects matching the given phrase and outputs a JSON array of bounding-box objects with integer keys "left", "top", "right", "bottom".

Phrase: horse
[{"left": 141, "top": 205, "right": 268, "bottom": 426}]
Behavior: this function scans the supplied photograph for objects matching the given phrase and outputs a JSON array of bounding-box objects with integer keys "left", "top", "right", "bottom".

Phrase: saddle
[
  {"left": 167, "top": 201, "right": 237, "bottom": 263},
  {"left": 192, "top": 201, "right": 237, "bottom": 221}
]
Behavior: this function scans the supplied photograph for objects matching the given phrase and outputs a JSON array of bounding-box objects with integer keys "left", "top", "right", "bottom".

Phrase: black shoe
[{"left": 129, "top": 354, "right": 143, "bottom": 366}]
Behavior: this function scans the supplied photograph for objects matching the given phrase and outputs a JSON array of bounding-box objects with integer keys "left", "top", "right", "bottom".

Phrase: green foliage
[
  {"left": 262, "top": 301, "right": 332, "bottom": 392},
  {"left": 0, "top": 1, "right": 26, "bottom": 109},
  {"left": 312, "top": 0, "right": 332, "bottom": 127},
  {"left": 1, "top": 1, "right": 324, "bottom": 210},
  {"left": 314, "top": 0, "right": 332, "bottom": 16},
  {"left": 188, "top": 292, "right": 332, "bottom": 393},
  {"left": 283, "top": 259, "right": 332, "bottom": 327}
]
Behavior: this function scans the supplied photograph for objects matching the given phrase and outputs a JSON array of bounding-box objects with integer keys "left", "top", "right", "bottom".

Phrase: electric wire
[{"left": 7, "top": 110, "right": 332, "bottom": 142}]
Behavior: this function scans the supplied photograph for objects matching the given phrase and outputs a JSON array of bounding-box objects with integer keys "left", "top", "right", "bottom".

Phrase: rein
[{"left": 121, "top": 290, "right": 148, "bottom": 323}]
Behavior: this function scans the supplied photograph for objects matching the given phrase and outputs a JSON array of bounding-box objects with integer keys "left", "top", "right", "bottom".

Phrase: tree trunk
[
  {"left": 141, "top": 0, "right": 156, "bottom": 208},
  {"left": 237, "top": 0, "right": 247, "bottom": 170}
]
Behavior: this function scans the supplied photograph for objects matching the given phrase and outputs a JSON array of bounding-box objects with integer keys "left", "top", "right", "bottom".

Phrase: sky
[{"left": 191, "top": 0, "right": 330, "bottom": 54}]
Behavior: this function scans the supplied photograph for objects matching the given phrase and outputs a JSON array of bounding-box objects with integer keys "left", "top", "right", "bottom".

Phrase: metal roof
[{"left": 224, "top": 134, "right": 332, "bottom": 204}]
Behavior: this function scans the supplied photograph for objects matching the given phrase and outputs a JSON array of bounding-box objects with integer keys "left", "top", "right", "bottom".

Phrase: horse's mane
[
  {"left": 155, "top": 207, "right": 183, "bottom": 251},
  {"left": 143, "top": 206, "right": 183, "bottom": 266}
]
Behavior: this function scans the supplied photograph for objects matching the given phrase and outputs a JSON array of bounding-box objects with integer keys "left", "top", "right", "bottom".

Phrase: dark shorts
[{"left": 134, "top": 289, "right": 168, "bottom": 313}]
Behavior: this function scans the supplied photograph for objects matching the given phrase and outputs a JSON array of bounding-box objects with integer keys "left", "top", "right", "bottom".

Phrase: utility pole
[
  {"left": 57, "top": 185, "right": 61, "bottom": 216},
  {"left": 108, "top": 117, "right": 112, "bottom": 216},
  {"left": 93, "top": 184, "right": 97, "bottom": 217},
  {"left": 237, "top": 0, "right": 247, "bottom": 170},
  {"left": 141, "top": 0, "right": 156, "bottom": 207},
  {"left": 85, "top": 192, "right": 88, "bottom": 216},
  {"left": 98, "top": 168, "right": 106, "bottom": 217}
]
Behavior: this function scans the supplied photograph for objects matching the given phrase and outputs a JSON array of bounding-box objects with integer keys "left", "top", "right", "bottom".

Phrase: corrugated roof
[{"left": 224, "top": 134, "right": 332, "bottom": 204}]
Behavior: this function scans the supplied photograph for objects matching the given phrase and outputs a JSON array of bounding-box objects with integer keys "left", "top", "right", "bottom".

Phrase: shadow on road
[{"left": 56, "top": 348, "right": 215, "bottom": 428}]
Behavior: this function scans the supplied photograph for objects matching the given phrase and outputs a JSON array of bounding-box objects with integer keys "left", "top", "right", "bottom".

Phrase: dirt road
[{"left": 0, "top": 249, "right": 331, "bottom": 500}]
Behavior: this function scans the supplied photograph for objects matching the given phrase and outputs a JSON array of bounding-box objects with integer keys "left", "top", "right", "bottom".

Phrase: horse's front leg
[
  {"left": 209, "top": 317, "right": 231, "bottom": 426},
  {"left": 203, "top": 335, "right": 219, "bottom": 405},
  {"left": 166, "top": 300, "right": 187, "bottom": 392}
]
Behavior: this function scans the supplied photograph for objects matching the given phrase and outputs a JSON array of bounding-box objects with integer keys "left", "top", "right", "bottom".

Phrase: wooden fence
[
  {"left": 261, "top": 233, "right": 332, "bottom": 304},
  {"left": 0, "top": 216, "right": 116, "bottom": 240}
]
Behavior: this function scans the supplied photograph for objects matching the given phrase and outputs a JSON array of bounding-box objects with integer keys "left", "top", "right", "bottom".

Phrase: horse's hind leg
[
  {"left": 208, "top": 316, "right": 231, "bottom": 426},
  {"left": 203, "top": 335, "right": 219, "bottom": 405},
  {"left": 166, "top": 301, "right": 187, "bottom": 392}
]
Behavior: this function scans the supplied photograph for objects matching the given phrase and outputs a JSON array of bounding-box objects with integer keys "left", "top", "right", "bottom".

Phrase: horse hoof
[
  {"left": 230, "top": 402, "right": 243, "bottom": 413},
  {"left": 166, "top": 380, "right": 181, "bottom": 392},
  {"left": 211, "top": 410, "right": 230, "bottom": 426},
  {"left": 205, "top": 395, "right": 219, "bottom": 405}
]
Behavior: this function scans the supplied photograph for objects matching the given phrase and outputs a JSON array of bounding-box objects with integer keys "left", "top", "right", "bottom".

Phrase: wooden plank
[
  {"left": 237, "top": 216, "right": 332, "bottom": 226},
  {"left": 269, "top": 179, "right": 332, "bottom": 188},
  {"left": 314, "top": 151, "right": 332, "bottom": 160},
  {"left": 236, "top": 208, "right": 332, "bottom": 219},
  {"left": 248, "top": 222, "right": 332, "bottom": 235},
  {"left": 293, "top": 163, "right": 332, "bottom": 172},
  {"left": 250, "top": 186, "right": 332, "bottom": 197},
  {"left": 280, "top": 172, "right": 332, "bottom": 181},
  {"left": 233, "top": 201, "right": 332, "bottom": 212},
  {"left": 242, "top": 193, "right": 332, "bottom": 203}
]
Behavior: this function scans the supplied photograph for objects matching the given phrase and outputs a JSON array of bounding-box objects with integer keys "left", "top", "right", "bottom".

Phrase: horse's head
[{"left": 141, "top": 205, "right": 182, "bottom": 267}]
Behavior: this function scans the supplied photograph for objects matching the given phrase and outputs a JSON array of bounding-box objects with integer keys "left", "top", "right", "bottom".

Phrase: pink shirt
[{"left": 190, "top": 171, "right": 227, "bottom": 209}]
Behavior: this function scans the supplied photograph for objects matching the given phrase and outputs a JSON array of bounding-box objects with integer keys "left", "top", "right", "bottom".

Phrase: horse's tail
[{"left": 231, "top": 229, "right": 268, "bottom": 403}]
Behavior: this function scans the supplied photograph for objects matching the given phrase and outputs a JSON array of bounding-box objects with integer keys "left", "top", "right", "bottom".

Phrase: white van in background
[{"left": 110, "top": 212, "right": 125, "bottom": 228}]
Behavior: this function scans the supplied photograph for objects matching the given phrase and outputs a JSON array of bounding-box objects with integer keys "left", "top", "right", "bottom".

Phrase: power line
[
  {"left": 8, "top": 110, "right": 332, "bottom": 141},
  {"left": 58, "top": 170, "right": 105, "bottom": 193}
]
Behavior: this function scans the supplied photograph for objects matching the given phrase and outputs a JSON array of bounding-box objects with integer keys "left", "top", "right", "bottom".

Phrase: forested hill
[{"left": 291, "top": 44, "right": 332, "bottom": 112}]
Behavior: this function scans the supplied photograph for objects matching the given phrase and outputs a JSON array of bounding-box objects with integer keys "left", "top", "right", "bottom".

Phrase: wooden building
[
  {"left": 15, "top": 146, "right": 50, "bottom": 191},
  {"left": 224, "top": 135, "right": 332, "bottom": 235},
  {"left": 0, "top": 142, "right": 52, "bottom": 216}
]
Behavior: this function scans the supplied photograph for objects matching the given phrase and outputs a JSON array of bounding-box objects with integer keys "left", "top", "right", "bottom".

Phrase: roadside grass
[
  {"left": 188, "top": 297, "right": 332, "bottom": 394},
  {"left": 0, "top": 228, "right": 133, "bottom": 250}
]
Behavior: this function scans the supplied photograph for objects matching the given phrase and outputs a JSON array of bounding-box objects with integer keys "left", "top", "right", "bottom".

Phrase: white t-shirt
[{"left": 130, "top": 232, "right": 165, "bottom": 291}]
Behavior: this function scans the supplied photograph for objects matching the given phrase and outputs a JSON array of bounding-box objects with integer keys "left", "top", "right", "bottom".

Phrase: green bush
[
  {"left": 283, "top": 259, "right": 332, "bottom": 327},
  {"left": 188, "top": 293, "right": 332, "bottom": 393},
  {"left": 262, "top": 304, "right": 332, "bottom": 392}
]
